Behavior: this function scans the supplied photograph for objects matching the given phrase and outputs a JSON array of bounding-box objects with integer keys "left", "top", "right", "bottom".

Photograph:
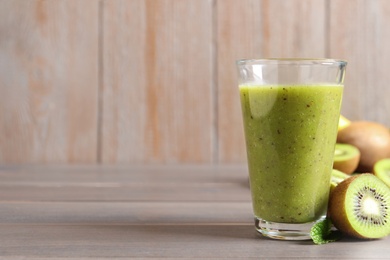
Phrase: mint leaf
[{"left": 310, "top": 218, "right": 342, "bottom": 245}]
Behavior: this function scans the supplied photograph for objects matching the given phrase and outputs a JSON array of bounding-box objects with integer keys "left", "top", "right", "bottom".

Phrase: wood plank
[
  {"left": 0, "top": 182, "right": 250, "bottom": 202},
  {"left": 0, "top": 202, "right": 252, "bottom": 224},
  {"left": 101, "top": 0, "right": 214, "bottom": 163},
  {"left": 0, "top": 0, "right": 99, "bottom": 163},
  {"left": 0, "top": 224, "right": 389, "bottom": 258},
  {"left": 329, "top": 0, "right": 390, "bottom": 126},
  {"left": 216, "top": 0, "right": 327, "bottom": 163},
  {"left": 1, "top": 165, "right": 390, "bottom": 258},
  {"left": 0, "top": 165, "right": 250, "bottom": 202},
  {"left": 0, "top": 164, "right": 248, "bottom": 184}
]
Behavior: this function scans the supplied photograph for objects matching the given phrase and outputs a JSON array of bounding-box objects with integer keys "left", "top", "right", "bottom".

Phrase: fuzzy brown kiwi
[
  {"left": 329, "top": 174, "right": 390, "bottom": 239},
  {"left": 337, "top": 121, "right": 390, "bottom": 172}
]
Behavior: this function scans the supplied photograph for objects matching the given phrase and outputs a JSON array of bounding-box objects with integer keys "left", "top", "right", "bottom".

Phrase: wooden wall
[{"left": 1, "top": 0, "right": 389, "bottom": 164}]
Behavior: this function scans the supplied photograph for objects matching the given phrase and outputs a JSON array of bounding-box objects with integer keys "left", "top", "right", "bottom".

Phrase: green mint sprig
[{"left": 310, "top": 218, "right": 342, "bottom": 245}]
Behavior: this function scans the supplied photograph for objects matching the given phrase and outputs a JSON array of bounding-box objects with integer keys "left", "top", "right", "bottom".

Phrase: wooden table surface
[{"left": 0, "top": 165, "right": 389, "bottom": 259}]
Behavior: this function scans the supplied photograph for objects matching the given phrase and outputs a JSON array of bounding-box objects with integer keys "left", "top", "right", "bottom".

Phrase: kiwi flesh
[
  {"left": 330, "top": 169, "right": 351, "bottom": 194},
  {"left": 329, "top": 174, "right": 390, "bottom": 239},
  {"left": 333, "top": 143, "right": 360, "bottom": 174},
  {"left": 337, "top": 121, "right": 390, "bottom": 172},
  {"left": 338, "top": 115, "right": 351, "bottom": 131},
  {"left": 374, "top": 159, "right": 390, "bottom": 187},
  {"left": 331, "top": 169, "right": 350, "bottom": 184}
]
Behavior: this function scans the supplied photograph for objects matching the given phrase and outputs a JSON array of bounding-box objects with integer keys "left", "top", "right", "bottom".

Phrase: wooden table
[{"left": 0, "top": 165, "right": 389, "bottom": 259}]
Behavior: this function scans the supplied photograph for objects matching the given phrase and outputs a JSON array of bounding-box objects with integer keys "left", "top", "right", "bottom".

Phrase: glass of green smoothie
[{"left": 236, "top": 59, "right": 347, "bottom": 240}]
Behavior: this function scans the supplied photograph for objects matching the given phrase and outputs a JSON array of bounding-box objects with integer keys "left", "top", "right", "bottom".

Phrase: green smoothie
[{"left": 239, "top": 84, "right": 343, "bottom": 223}]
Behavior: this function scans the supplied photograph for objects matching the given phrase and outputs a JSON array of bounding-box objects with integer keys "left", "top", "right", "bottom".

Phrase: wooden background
[{"left": 0, "top": 0, "right": 389, "bottom": 164}]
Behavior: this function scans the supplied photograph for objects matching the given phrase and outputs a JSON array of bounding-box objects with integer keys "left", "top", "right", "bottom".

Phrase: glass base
[{"left": 255, "top": 216, "right": 325, "bottom": 240}]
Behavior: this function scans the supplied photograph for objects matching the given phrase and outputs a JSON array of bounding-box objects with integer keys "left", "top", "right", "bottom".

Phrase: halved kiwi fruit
[
  {"left": 337, "top": 121, "right": 390, "bottom": 172},
  {"left": 329, "top": 174, "right": 390, "bottom": 239},
  {"left": 333, "top": 143, "right": 360, "bottom": 174},
  {"left": 374, "top": 158, "right": 390, "bottom": 187}
]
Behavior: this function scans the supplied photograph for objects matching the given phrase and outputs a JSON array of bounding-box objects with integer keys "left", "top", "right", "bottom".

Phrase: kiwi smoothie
[{"left": 240, "top": 84, "right": 343, "bottom": 223}]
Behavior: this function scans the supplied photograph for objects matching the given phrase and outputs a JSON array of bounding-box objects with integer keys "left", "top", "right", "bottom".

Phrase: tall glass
[{"left": 236, "top": 59, "right": 347, "bottom": 240}]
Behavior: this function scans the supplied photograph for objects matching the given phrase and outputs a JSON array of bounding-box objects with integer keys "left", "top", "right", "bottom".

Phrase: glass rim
[{"left": 236, "top": 58, "right": 347, "bottom": 66}]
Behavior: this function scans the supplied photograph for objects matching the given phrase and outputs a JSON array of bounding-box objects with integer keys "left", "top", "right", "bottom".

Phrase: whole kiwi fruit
[
  {"left": 329, "top": 174, "right": 390, "bottom": 239},
  {"left": 337, "top": 121, "right": 390, "bottom": 172}
]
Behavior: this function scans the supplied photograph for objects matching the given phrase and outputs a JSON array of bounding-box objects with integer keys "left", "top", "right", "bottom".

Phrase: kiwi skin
[
  {"left": 337, "top": 121, "right": 390, "bottom": 172},
  {"left": 333, "top": 143, "right": 360, "bottom": 174},
  {"left": 328, "top": 174, "right": 390, "bottom": 239}
]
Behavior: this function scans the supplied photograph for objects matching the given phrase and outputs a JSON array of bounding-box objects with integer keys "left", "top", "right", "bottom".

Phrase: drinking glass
[{"left": 236, "top": 59, "right": 347, "bottom": 240}]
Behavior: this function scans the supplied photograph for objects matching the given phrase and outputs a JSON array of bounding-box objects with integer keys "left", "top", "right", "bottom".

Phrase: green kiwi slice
[
  {"left": 329, "top": 174, "right": 390, "bottom": 239},
  {"left": 333, "top": 143, "right": 360, "bottom": 174},
  {"left": 330, "top": 169, "right": 350, "bottom": 193},
  {"left": 331, "top": 169, "right": 350, "bottom": 184},
  {"left": 374, "top": 158, "right": 390, "bottom": 187}
]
